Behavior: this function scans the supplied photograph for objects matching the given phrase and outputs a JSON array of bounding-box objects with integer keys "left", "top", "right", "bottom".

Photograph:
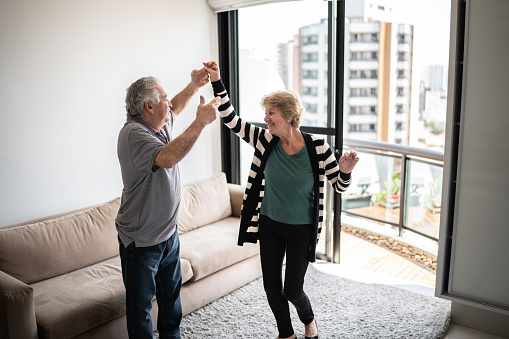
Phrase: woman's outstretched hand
[
  {"left": 338, "top": 151, "right": 359, "bottom": 174},
  {"left": 203, "top": 61, "right": 221, "bottom": 82}
]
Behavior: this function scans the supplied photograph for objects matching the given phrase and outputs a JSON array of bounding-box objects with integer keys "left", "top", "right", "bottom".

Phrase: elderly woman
[{"left": 204, "top": 61, "right": 358, "bottom": 339}]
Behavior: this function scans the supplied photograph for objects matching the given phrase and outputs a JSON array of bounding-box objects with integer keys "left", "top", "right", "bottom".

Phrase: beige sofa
[{"left": 0, "top": 173, "right": 261, "bottom": 339}]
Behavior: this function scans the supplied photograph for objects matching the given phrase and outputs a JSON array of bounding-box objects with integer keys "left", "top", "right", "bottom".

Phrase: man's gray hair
[{"left": 125, "top": 76, "right": 161, "bottom": 118}]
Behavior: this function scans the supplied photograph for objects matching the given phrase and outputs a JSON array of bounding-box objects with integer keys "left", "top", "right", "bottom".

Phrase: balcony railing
[
  {"left": 251, "top": 123, "right": 444, "bottom": 252},
  {"left": 341, "top": 138, "right": 444, "bottom": 242}
]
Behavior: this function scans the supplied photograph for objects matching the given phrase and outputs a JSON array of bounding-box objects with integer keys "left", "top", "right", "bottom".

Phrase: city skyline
[{"left": 238, "top": 0, "right": 450, "bottom": 150}]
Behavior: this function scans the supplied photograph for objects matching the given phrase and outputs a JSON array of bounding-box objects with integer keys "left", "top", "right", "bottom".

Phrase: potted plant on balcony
[
  {"left": 385, "top": 170, "right": 401, "bottom": 204},
  {"left": 373, "top": 170, "right": 401, "bottom": 209},
  {"left": 424, "top": 173, "right": 442, "bottom": 213}
]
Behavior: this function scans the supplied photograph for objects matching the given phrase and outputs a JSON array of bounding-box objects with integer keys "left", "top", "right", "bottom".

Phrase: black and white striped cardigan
[{"left": 212, "top": 80, "right": 352, "bottom": 262}]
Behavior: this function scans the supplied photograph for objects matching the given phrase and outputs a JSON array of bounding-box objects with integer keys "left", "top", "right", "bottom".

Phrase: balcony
[
  {"left": 396, "top": 78, "right": 409, "bottom": 87},
  {"left": 347, "top": 113, "right": 377, "bottom": 125},
  {"left": 349, "top": 22, "right": 380, "bottom": 34},
  {"left": 316, "top": 138, "right": 443, "bottom": 272},
  {"left": 349, "top": 78, "right": 378, "bottom": 89},
  {"left": 398, "top": 44, "right": 411, "bottom": 53},
  {"left": 349, "top": 95, "right": 378, "bottom": 106},
  {"left": 349, "top": 41, "right": 379, "bottom": 52},
  {"left": 349, "top": 60, "right": 379, "bottom": 71},
  {"left": 339, "top": 139, "right": 443, "bottom": 246}
]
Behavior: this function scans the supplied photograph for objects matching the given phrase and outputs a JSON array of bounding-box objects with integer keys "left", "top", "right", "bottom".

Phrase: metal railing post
[{"left": 398, "top": 154, "right": 408, "bottom": 237}]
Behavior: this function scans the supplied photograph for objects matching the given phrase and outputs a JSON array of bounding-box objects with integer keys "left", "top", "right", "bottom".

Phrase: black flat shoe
[{"left": 304, "top": 319, "right": 318, "bottom": 339}]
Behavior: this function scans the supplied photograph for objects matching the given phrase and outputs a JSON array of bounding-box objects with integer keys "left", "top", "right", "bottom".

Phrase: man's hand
[
  {"left": 154, "top": 95, "right": 220, "bottom": 168},
  {"left": 203, "top": 61, "right": 221, "bottom": 82},
  {"left": 196, "top": 95, "right": 219, "bottom": 126},
  {"left": 338, "top": 151, "right": 360, "bottom": 174},
  {"left": 191, "top": 68, "right": 210, "bottom": 89}
]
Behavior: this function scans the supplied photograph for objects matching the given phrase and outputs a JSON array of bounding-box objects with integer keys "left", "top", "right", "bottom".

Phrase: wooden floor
[{"left": 338, "top": 231, "right": 437, "bottom": 287}]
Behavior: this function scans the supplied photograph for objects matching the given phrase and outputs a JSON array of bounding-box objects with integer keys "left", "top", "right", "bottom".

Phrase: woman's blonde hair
[{"left": 261, "top": 90, "right": 305, "bottom": 128}]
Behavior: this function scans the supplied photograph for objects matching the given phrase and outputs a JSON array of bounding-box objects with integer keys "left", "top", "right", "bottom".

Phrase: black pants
[{"left": 258, "top": 215, "right": 315, "bottom": 338}]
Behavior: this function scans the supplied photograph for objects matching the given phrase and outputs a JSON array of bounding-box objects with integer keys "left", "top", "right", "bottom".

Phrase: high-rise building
[
  {"left": 428, "top": 64, "right": 444, "bottom": 91},
  {"left": 300, "top": 19, "right": 328, "bottom": 127},
  {"left": 345, "top": 2, "right": 414, "bottom": 145},
  {"left": 277, "top": 0, "right": 414, "bottom": 145}
]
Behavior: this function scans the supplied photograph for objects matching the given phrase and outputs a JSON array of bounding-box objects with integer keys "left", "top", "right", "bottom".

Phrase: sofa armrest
[
  {"left": 227, "top": 183, "right": 245, "bottom": 218},
  {"left": 0, "top": 270, "right": 38, "bottom": 339}
]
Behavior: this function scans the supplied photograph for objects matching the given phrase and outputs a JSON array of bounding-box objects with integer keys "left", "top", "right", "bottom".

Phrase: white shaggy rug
[{"left": 159, "top": 264, "right": 451, "bottom": 338}]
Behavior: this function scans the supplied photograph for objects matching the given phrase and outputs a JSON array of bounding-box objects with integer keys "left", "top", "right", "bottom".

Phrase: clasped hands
[{"left": 190, "top": 61, "right": 221, "bottom": 89}]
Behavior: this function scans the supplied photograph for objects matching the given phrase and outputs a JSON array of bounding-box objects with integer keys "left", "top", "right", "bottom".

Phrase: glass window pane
[
  {"left": 238, "top": 0, "right": 329, "bottom": 184},
  {"left": 344, "top": 0, "right": 451, "bottom": 150},
  {"left": 342, "top": 151, "right": 402, "bottom": 226},
  {"left": 405, "top": 160, "right": 443, "bottom": 239}
]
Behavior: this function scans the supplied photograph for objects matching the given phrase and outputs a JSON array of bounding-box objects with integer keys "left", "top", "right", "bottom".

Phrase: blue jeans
[{"left": 119, "top": 231, "right": 182, "bottom": 339}]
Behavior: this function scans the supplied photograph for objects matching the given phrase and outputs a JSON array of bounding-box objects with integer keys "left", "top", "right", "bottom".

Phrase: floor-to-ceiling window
[
  {"left": 234, "top": 0, "right": 342, "bottom": 261},
  {"left": 237, "top": 0, "right": 330, "bottom": 182},
  {"left": 218, "top": 0, "right": 451, "bottom": 262},
  {"left": 340, "top": 0, "right": 451, "bottom": 247}
]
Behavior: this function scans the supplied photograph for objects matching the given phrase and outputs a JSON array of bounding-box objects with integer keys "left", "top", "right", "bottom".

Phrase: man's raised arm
[{"left": 170, "top": 68, "right": 210, "bottom": 118}]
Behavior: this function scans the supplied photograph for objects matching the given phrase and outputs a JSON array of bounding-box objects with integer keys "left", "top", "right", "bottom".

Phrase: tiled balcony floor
[{"left": 339, "top": 231, "right": 437, "bottom": 287}]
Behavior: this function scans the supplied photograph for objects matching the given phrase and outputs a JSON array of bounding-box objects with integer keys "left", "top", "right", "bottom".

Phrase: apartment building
[{"left": 278, "top": 4, "right": 414, "bottom": 144}]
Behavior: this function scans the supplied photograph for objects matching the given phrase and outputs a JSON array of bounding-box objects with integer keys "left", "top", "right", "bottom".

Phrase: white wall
[{"left": 0, "top": 0, "right": 221, "bottom": 227}]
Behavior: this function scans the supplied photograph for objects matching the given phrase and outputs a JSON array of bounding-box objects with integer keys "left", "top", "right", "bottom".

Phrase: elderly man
[{"left": 116, "top": 68, "right": 219, "bottom": 338}]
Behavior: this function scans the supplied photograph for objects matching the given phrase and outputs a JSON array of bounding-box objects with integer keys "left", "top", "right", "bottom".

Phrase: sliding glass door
[
  {"left": 219, "top": 0, "right": 344, "bottom": 262},
  {"left": 218, "top": 0, "right": 452, "bottom": 262}
]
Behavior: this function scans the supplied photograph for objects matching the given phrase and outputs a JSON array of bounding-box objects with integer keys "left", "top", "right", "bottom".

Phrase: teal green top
[{"left": 260, "top": 140, "right": 314, "bottom": 224}]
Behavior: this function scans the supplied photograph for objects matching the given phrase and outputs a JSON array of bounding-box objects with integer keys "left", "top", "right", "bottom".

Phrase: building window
[
  {"left": 303, "top": 52, "right": 318, "bottom": 62},
  {"left": 303, "top": 86, "right": 318, "bottom": 96},
  {"left": 304, "top": 103, "right": 318, "bottom": 113},
  {"left": 303, "top": 70, "right": 318, "bottom": 79},
  {"left": 303, "top": 35, "right": 318, "bottom": 45}
]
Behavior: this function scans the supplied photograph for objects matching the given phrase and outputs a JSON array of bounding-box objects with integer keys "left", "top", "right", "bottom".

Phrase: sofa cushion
[
  {"left": 0, "top": 198, "right": 120, "bottom": 284},
  {"left": 30, "top": 255, "right": 192, "bottom": 339},
  {"left": 178, "top": 172, "right": 232, "bottom": 234},
  {"left": 179, "top": 217, "right": 260, "bottom": 281},
  {"left": 30, "top": 256, "right": 124, "bottom": 339}
]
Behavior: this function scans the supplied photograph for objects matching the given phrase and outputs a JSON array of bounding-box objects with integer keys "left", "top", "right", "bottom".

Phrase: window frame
[{"left": 217, "top": 1, "right": 346, "bottom": 263}]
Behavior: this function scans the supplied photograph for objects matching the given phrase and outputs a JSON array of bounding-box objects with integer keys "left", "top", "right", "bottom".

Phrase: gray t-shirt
[{"left": 115, "top": 114, "right": 180, "bottom": 247}]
